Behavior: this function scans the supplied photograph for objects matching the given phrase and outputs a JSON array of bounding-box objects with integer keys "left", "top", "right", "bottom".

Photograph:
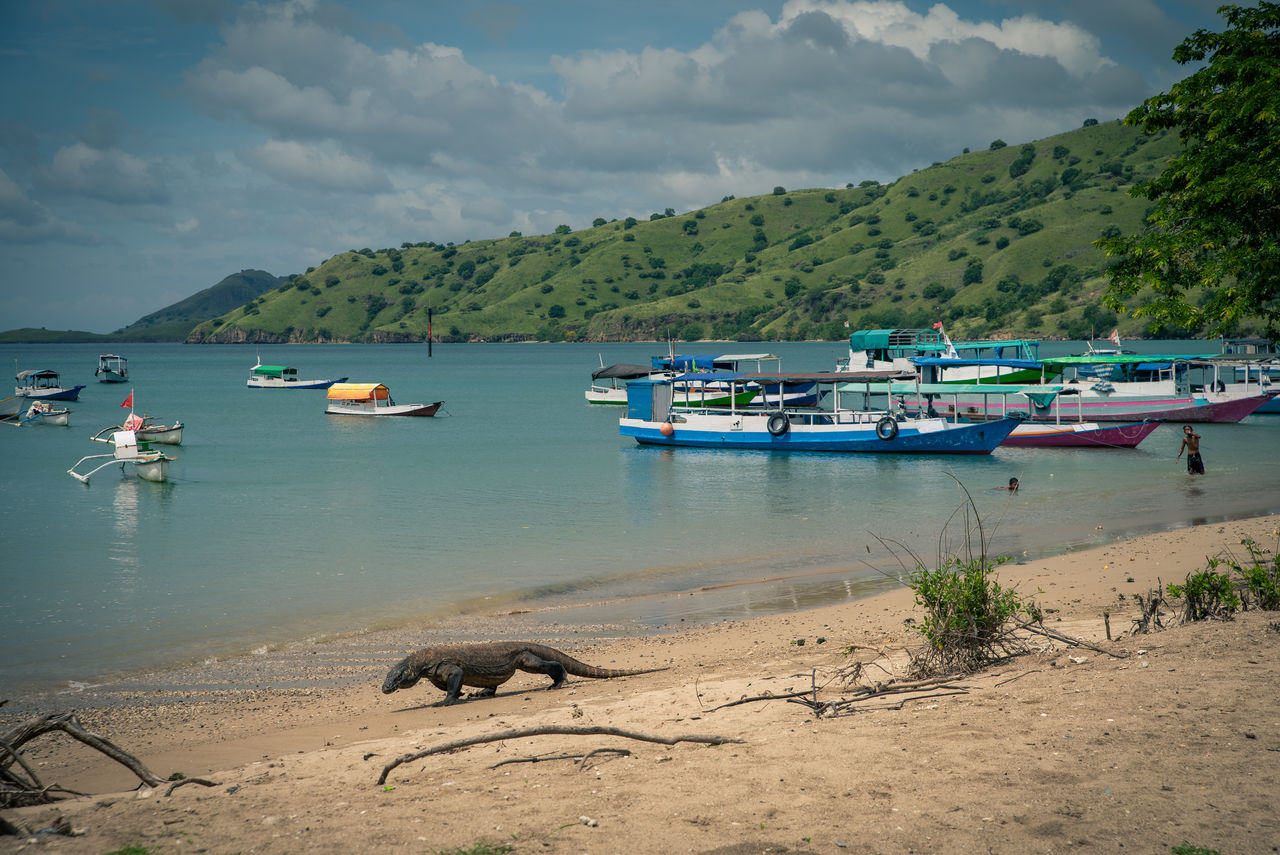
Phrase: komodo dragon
[{"left": 381, "top": 641, "right": 667, "bottom": 705}]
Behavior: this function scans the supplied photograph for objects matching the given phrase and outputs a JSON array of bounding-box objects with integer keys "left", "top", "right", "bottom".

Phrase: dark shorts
[{"left": 1187, "top": 452, "right": 1204, "bottom": 474}]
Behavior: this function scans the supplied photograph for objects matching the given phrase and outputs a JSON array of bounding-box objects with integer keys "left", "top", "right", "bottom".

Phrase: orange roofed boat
[{"left": 324, "top": 383, "right": 442, "bottom": 417}]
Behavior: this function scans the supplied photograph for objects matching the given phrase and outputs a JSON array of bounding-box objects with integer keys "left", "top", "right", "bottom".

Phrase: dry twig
[
  {"left": 378, "top": 725, "right": 743, "bottom": 785},
  {"left": 488, "top": 748, "right": 631, "bottom": 770}
]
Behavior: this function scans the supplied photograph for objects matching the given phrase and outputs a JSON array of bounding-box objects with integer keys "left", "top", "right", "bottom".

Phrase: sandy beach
[{"left": 3, "top": 514, "right": 1279, "bottom": 854}]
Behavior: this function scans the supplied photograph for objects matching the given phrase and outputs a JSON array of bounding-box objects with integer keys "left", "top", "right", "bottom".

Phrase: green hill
[
  {"left": 192, "top": 120, "right": 1211, "bottom": 344},
  {"left": 116, "top": 269, "right": 282, "bottom": 340},
  {"left": 0, "top": 269, "right": 282, "bottom": 343}
]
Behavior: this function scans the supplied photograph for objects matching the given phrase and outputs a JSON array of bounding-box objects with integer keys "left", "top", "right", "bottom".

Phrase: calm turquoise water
[{"left": 2, "top": 340, "right": 1277, "bottom": 695}]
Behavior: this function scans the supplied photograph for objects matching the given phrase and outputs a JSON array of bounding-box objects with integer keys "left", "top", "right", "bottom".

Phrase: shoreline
[
  {"left": 6, "top": 505, "right": 1278, "bottom": 708},
  {"left": 2, "top": 513, "right": 1277, "bottom": 853}
]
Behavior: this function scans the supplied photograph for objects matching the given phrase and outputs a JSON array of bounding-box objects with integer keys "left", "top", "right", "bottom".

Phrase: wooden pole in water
[{"left": 427, "top": 307, "right": 433, "bottom": 357}]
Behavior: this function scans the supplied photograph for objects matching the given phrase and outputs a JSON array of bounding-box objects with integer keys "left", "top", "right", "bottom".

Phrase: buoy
[{"left": 659, "top": 422, "right": 674, "bottom": 436}]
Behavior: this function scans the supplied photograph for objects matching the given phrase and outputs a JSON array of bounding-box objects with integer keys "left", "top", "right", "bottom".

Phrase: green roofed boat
[{"left": 247, "top": 360, "right": 347, "bottom": 389}]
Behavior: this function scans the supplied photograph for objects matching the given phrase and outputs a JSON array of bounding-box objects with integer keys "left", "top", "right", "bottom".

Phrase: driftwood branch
[
  {"left": 1015, "top": 620, "right": 1131, "bottom": 658},
  {"left": 488, "top": 748, "right": 633, "bottom": 770},
  {"left": 705, "top": 690, "right": 816, "bottom": 713},
  {"left": 378, "top": 725, "right": 743, "bottom": 785},
  {"left": 1, "top": 712, "right": 217, "bottom": 807}
]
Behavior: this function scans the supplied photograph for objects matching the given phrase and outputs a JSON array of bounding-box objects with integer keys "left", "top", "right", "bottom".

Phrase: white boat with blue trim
[
  {"left": 248, "top": 361, "right": 348, "bottom": 389},
  {"left": 15, "top": 369, "right": 85, "bottom": 401},
  {"left": 620, "top": 371, "right": 1018, "bottom": 454}
]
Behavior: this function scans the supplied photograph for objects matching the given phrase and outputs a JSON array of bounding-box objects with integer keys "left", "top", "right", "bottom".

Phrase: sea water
[{"left": 2, "top": 340, "right": 1277, "bottom": 695}]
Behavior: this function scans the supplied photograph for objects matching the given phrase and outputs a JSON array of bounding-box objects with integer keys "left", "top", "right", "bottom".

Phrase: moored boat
[
  {"left": 839, "top": 327, "right": 1059, "bottom": 385},
  {"left": 95, "top": 413, "right": 184, "bottom": 445},
  {"left": 586, "top": 363, "right": 675, "bottom": 405},
  {"left": 1215, "top": 340, "right": 1279, "bottom": 413},
  {"left": 95, "top": 354, "right": 129, "bottom": 383},
  {"left": 325, "top": 383, "right": 442, "bottom": 417},
  {"left": 652, "top": 351, "right": 816, "bottom": 406},
  {"left": 248, "top": 362, "right": 348, "bottom": 389},
  {"left": 907, "top": 356, "right": 1270, "bottom": 423},
  {"left": 15, "top": 369, "right": 85, "bottom": 401},
  {"left": 884, "top": 381, "right": 1160, "bottom": 448},
  {"left": 22, "top": 400, "right": 71, "bottom": 426},
  {"left": 0, "top": 395, "right": 24, "bottom": 423},
  {"left": 67, "top": 429, "right": 174, "bottom": 484},
  {"left": 620, "top": 371, "right": 1018, "bottom": 454}
]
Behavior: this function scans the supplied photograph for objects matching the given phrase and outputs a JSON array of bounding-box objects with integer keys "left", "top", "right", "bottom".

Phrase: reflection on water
[{"left": 108, "top": 479, "right": 141, "bottom": 595}]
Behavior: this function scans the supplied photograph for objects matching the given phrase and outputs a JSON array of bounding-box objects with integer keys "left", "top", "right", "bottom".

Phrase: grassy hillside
[
  {"left": 0, "top": 328, "right": 118, "bottom": 344},
  {"left": 116, "top": 269, "right": 282, "bottom": 340},
  {"left": 183, "top": 120, "right": 1219, "bottom": 343}
]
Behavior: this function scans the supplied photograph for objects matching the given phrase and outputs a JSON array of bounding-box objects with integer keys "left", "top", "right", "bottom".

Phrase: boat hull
[
  {"left": 1001, "top": 420, "right": 1160, "bottom": 448},
  {"left": 97, "top": 372, "right": 128, "bottom": 383},
  {"left": 134, "top": 455, "right": 171, "bottom": 482},
  {"left": 16, "top": 385, "right": 85, "bottom": 401},
  {"left": 137, "top": 423, "right": 183, "bottom": 444},
  {"left": 248, "top": 376, "right": 348, "bottom": 389},
  {"left": 621, "top": 413, "right": 1017, "bottom": 454},
  {"left": 23, "top": 403, "right": 71, "bottom": 426},
  {"left": 326, "top": 400, "right": 442, "bottom": 417},
  {"left": 915, "top": 391, "right": 1270, "bottom": 423}
]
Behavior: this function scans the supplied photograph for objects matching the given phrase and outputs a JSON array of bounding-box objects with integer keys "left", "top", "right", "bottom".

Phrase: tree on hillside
[{"left": 1097, "top": 3, "right": 1280, "bottom": 340}]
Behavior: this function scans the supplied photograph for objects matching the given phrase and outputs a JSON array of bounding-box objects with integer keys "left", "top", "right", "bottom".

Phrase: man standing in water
[{"left": 1176, "top": 425, "right": 1205, "bottom": 474}]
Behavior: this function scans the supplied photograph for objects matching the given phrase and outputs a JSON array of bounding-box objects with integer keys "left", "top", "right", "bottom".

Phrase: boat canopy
[
  {"left": 910, "top": 356, "right": 1044, "bottom": 370},
  {"left": 251, "top": 365, "right": 298, "bottom": 378},
  {"left": 327, "top": 382, "right": 390, "bottom": 400},
  {"left": 668, "top": 370, "right": 908, "bottom": 385},
  {"left": 652, "top": 353, "right": 779, "bottom": 371},
  {"left": 592, "top": 363, "right": 655, "bottom": 381},
  {"left": 16, "top": 369, "right": 58, "bottom": 381},
  {"left": 885, "top": 381, "right": 1067, "bottom": 407}
]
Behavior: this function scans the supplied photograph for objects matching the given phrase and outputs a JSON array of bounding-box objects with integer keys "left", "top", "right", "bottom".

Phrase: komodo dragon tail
[{"left": 523, "top": 642, "right": 668, "bottom": 678}]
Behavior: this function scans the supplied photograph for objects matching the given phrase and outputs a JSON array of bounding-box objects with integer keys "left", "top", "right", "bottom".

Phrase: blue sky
[{"left": 1, "top": 0, "right": 1223, "bottom": 333}]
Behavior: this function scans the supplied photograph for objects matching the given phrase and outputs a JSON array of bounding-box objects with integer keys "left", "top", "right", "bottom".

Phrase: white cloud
[
  {"left": 244, "top": 140, "right": 390, "bottom": 191},
  {"left": 0, "top": 168, "right": 98, "bottom": 244},
  {"left": 39, "top": 142, "right": 169, "bottom": 204}
]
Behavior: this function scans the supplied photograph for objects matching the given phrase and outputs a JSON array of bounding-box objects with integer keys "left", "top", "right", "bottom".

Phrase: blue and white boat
[
  {"left": 15, "top": 369, "right": 85, "bottom": 401},
  {"left": 247, "top": 360, "right": 347, "bottom": 389},
  {"left": 620, "top": 371, "right": 1018, "bottom": 454},
  {"left": 651, "top": 351, "right": 821, "bottom": 407}
]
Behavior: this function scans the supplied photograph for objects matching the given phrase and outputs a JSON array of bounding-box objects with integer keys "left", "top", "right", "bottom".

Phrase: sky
[{"left": 0, "top": 0, "right": 1225, "bottom": 333}]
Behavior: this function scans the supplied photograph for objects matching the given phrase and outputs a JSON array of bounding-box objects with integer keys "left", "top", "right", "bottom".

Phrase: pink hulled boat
[
  {"left": 879, "top": 381, "right": 1163, "bottom": 448},
  {"left": 904, "top": 356, "right": 1271, "bottom": 423}
]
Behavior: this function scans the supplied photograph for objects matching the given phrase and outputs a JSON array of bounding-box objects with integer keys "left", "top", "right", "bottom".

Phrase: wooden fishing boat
[
  {"left": 620, "top": 371, "right": 1018, "bottom": 454},
  {"left": 325, "top": 383, "right": 442, "bottom": 417}
]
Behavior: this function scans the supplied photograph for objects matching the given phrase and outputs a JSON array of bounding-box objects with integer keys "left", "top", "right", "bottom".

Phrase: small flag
[
  {"left": 121, "top": 392, "right": 133, "bottom": 409},
  {"left": 933, "top": 321, "right": 944, "bottom": 330},
  {"left": 1109, "top": 328, "right": 1121, "bottom": 347},
  {"left": 843, "top": 320, "right": 850, "bottom": 329}
]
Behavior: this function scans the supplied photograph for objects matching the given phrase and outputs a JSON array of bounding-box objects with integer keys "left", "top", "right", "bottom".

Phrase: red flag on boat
[
  {"left": 932, "top": 321, "right": 943, "bottom": 330},
  {"left": 121, "top": 392, "right": 133, "bottom": 409},
  {"left": 1109, "top": 328, "right": 1121, "bottom": 347}
]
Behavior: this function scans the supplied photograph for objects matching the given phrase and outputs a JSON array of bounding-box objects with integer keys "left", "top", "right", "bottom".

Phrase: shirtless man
[{"left": 1176, "top": 425, "right": 1204, "bottom": 474}]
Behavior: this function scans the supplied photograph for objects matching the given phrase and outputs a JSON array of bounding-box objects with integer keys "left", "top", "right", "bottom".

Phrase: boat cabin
[
  {"left": 251, "top": 365, "right": 300, "bottom": 382},
  {"left": 327, "top": 383, "right": 389, "bottom": 404},
  {"left": 96, "top": 354, "right": 128, "bottom": 382}
]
